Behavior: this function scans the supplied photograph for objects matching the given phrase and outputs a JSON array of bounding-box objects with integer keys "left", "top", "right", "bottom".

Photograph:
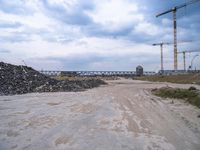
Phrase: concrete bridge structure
[{"left": 39, "top": 70, "right": 156, "bottom": 76}]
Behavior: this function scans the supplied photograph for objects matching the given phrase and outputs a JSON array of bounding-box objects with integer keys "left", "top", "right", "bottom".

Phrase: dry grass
[
  {"left": 136, "top": 73, "right": 200, "bottom": 85},
  {"left": 53, "top": 76, "right": 119, "bottom": 81},
  {"left": 152, "top": 87, "right": 200, "bottom": 108}
]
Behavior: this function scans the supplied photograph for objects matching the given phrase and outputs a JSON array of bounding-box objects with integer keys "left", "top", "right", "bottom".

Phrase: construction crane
[
  {"left": 152, "top": 42, "right": 171, "bottom": 71},
  {"left": 152, "top": 41, "right": 191, "bottom": 71},
  {"left": 178, "top": 50, "right": 200, "bottom": 71},
  {"left": 156, "top": 0, "right": 200, "bottom": 71}
]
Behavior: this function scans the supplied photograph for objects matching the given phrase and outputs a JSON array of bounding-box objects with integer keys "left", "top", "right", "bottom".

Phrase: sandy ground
[{"left": 0, "top": 79, "right": 200, "bottom": 150}]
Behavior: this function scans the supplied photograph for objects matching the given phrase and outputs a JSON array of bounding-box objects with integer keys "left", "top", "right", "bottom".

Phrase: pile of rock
[{"left": 0, "top": 62, "right": 106, "bottom": 95}]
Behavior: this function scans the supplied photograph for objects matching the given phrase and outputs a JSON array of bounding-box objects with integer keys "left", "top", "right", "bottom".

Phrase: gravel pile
[{"left": 0, "top": 62, "right": 106, "bottom": 95}]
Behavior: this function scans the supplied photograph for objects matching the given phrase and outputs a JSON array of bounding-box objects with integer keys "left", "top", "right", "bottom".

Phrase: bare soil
[{"left": 0, "top": 79, "right": 200, "bottom": 150}]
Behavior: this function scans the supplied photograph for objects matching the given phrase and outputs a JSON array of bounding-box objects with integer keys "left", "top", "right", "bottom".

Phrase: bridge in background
[{"left": 40, "top": 70, "right": 156, "bottom": 76}]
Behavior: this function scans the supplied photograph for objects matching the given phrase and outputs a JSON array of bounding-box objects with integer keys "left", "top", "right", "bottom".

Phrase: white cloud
[
  {"left": 87, "top": 0, "right": 143, "bottom": 31},
  {"left": 0, "top": 0, "right": 199, "bottom": 71},
  {"left": 0, "top": 8, "right": 54, "bottom": 29},
  {"left": 134, "top": 22, "right": 159, "bottom": 36},
  {"left": 0, "top": 35, "right": 162, "bottom": 70},
  {"left": 161, "top": 18, "right": 171, "bottom": 26}
]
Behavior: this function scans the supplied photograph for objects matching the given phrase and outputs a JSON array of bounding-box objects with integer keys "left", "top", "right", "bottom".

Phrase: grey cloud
[
  {"left": 41, "top": 0, "right": 94, "bottom": 26},
  {"left": 0, "top": 49, "right": 10, "bottom": 53},
  {"left": 0, "top": 31, "right": 32, "bottom": 43},
  {"left": 0, "top": 21, "right": 22, "bottom": 28},
  {"left": 0, "top": 0, "right": 199, "bottom": 45},
  {"left": 31, "top": 52, "right": 159, "bottom": 71},
  {"left": 0, "top": 0, "right": 34, "bottom": 15},
  {"left": 83, "top": 23, "right": 133, "bottom": 38}
]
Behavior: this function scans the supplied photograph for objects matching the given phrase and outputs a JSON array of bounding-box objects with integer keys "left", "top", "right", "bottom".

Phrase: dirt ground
[
  {"left": 0, "top": 79, "right": 200, "bottom": 150},
  {"left": 136, "top": 73, "right": 200, "bottom": 85}
]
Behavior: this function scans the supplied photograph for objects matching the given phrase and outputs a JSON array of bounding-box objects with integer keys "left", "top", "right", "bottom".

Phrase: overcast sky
[{"left": 0, "top": 0, "right": 200, "bottom": 71}]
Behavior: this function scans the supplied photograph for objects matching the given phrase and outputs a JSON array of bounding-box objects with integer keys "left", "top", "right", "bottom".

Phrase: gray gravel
[{"left": 0, "top": 62, "right": 106, "bottom": 95}]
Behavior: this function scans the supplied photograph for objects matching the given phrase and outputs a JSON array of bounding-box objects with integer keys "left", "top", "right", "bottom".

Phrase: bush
[
  {"left": 152, "top": 87, "right": 200, "bottom": 108},
  {"left": 188, "top": 86, "right": 197, "bottom": 91}
]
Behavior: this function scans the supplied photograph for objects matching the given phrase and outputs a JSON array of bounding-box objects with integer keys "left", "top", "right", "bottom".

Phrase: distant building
[{"left": 136, "top": 65, "right": 143, "bottom": 76}]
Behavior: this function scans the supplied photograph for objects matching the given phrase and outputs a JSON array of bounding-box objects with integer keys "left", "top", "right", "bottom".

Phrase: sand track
[{"left": 0, "top": 79, "right": 200, "bottom": 150}]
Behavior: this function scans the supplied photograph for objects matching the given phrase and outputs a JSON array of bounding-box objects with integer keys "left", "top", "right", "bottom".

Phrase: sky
[{"left": 0, "top": 0, "right": 200, "bottom": 71}]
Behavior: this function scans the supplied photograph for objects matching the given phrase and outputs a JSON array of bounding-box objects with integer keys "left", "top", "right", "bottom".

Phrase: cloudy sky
[{"left": 0, "top": 0, "right": 200, "bottom": 71}]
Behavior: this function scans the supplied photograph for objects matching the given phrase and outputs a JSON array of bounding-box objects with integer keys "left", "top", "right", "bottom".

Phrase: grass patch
[
  {"left": 152, "top": 87, "right": 200, "bottom": 108},
  {"left": 136, "top": 73, "right": 200, "bottom": 85}
]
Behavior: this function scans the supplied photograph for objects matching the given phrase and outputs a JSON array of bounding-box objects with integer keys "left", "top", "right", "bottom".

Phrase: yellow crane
[
  {"left": 156, "top": 0, "right": 200, "bottom": 71},
  {"left": 178, "top": 50, "right": 200, "bottom": 71}
]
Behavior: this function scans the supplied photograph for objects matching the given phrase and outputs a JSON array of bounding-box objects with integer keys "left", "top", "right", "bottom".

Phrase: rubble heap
[{"left": 0, "top": 62, "right": 106, "bottom": 95}]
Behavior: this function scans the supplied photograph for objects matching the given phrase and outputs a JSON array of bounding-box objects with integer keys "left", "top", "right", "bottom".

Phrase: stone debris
[{"left": 0, "top": 62, "right": 106, "bottom": 95}]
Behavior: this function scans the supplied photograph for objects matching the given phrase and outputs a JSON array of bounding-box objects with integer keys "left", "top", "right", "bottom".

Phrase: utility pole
[
  {"left": 178, "top": 50, "right": 200, "bottom": 71},
  {"left": 156, "top": 0, "right": 200, "bottom": 71}
]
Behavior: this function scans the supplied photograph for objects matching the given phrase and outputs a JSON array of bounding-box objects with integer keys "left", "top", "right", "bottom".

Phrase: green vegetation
[
  {"left": 152, "top": 87, "right": 200, "bottom": 108},
  {"left": 136, "top": 73, "right": 200, "bottom": 85}
]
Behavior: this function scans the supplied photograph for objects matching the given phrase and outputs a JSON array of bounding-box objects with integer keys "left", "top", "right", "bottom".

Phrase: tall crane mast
[
  {"left": 156, "top": 0, "right": 200, "bottom": 71},
  {"left": 152, "top": 41, "right": 190, "bottom": 72},
  {"left": 178, "top": 50, "right": 200, "bottom": 71},
  {"left": 152, "top": 42, "right": 171, "bottom": 71}
]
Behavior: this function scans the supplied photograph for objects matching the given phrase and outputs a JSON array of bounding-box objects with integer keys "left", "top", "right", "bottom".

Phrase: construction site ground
[
  {"left": 0, "top": 79, "right": 200, "bottom": 150},
  {"left": 136, "top": 73, "right": 200, "bottom": 85}
]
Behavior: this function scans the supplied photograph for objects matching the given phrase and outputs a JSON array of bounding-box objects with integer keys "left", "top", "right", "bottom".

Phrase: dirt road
[{"left": 0, "top": 79, "right": 200, "bottom": 150}]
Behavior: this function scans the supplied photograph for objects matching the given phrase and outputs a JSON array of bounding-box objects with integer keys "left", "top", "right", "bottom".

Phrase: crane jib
[{"left": 156, "top": 0, "right": 200, "bottom": 17}]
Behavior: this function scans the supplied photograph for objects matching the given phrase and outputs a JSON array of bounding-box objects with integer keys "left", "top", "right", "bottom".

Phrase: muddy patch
[
  {"left": 140, "top": 119, "right": 153, "bottom": 130},
  {"left": 6, "top": 130, "right": 20, "bottom": 137},
  {"left": 47, "top": 102, "right": 62, "bottom": 106},
  {"left": 13, "top": 110, "right": 30, "bottom": 115},
  {"left": 55, "top": 135, "right": 74, "bottom": 146},
  {"left": 25, "top": 116, "right": 60, "bottom": 128},
  {"left": 127, "top": 117, "right": 140, "bottom": 133},
  {"left": 70, "top": 103, "right": 96, "bottom": 114},
  {"left": 11, "top": 144, "right": 18, "bottom": 149}
]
